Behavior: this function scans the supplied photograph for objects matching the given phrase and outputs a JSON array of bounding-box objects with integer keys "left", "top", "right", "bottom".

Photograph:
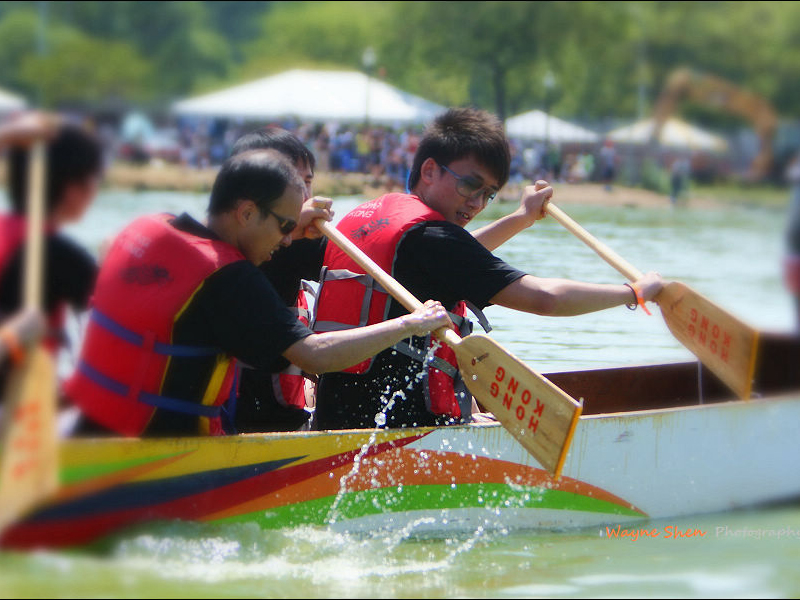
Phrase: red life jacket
[
  {"left": 312, "top": 193, "right": 489, "bottom": 420},
  {"left": 64, "top": 214, "right": 245, "bottom": 436},
  {"left": 270, "top": 282, "right": 315, "bottom": 410},
  {"left": 0, "top": 213, "right": 65, "bottom": 353},
  {"left": 0, "top": 214, "right": 26, "bottom": 276},
  {"left": 785, "top": 254, "right": 800, "bottom": 295}
]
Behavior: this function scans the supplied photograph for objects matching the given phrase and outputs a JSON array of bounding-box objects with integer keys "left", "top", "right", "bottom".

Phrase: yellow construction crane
[{"left": 651, "top": 67, "right": 778, "bottom": 180}]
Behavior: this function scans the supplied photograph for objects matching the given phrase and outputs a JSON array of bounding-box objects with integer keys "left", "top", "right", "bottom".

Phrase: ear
[
  {"left": 235, "top": 199, "right": 257, "bottom": 226},
  {"left": 419, "top": 157, "right": 439, "bottom": 185}
]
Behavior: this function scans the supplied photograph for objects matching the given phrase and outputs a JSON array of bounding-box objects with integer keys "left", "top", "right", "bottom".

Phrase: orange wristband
[
  {"left": 624, "top": 282, "right": 652, "bottom": 316},
  {"left": 0, "top": 326, "right": 26, "bottom": 365}
]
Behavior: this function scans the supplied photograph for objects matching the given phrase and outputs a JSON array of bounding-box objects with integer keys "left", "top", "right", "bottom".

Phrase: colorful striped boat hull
[{"left": 3, "top": 334, "right": 799, "bottom": 549}]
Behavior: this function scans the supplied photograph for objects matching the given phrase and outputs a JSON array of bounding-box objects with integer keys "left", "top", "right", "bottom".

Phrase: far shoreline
[{"left": 100, "top": 161, "right": 789, "bottom": 211}]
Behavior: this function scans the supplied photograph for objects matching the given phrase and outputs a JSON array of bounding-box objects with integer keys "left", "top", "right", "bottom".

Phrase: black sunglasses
[{"left": 265, "top": 209, "right": 298, "bottom": 235}]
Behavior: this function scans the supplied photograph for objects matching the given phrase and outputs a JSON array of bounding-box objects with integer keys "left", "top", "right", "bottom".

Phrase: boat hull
[{"left": 3, "top": 389, "right": 800, "bottom": 549}]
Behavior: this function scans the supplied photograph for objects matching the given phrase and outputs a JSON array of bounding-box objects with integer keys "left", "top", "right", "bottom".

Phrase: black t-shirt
[
  {"left": 234, "top": 237, "right": 327, "bottom": 432},
  {"left": 120, "top": 214, "right": 313, "bottom": 436},
  {"left": 0, "top": 225, "right": 97, "bottom": 402},
  {"left": 0, "top": 230, "right": 97, "bottom": 318},
  {"left": 314, "top": 221, "right": 525, "bottom": 430},
  {"left": 259, "top": 237, "right": 327, "bottom": 305}
]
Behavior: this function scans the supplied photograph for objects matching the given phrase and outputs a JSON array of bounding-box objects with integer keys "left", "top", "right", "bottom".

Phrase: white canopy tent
[
  {"left": 607, "top": 117, "right": 729, "bottom": 153},
  {"left": 0, "top": 86, "right": 26, "bottom": 114},
  {"left": 505, "top": 109, "right": 599, "bottom": 143},
  {"left": 172, "top": 69, "right": 446, "bottom": 126}
]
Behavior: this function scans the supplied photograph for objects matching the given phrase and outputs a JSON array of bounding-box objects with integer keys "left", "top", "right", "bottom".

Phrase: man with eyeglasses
[
  {"left": 65, "top": 149, "right": 452, "bottom": 437},
  {"left": 311, "top": 107, "right": 664, "bottom": 431}
]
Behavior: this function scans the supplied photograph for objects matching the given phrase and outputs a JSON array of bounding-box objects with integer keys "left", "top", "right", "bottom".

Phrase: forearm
[
  {"left": 471, "top": 208, "right": 534, "bottom": 251},
  {"left": 284, "top": 317, "right": 437, "bottom": 374},
  {"left": 491, "top": 275, "right": 634, "bottom": 316}
]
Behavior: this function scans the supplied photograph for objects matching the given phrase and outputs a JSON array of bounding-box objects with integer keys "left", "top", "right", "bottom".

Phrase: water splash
[{"left": 325, "top": 346, "right": 437, "bottom": 526}]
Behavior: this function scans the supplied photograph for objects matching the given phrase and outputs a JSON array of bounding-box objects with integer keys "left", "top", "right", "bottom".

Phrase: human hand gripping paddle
[
  {"left": 544, "top": 202, "right": 759, "bottom": 400},
  {"left": 0, "top": 141, "right": 59, "bottom": 532},
  {"left": 316, "top": 219, "right": 583, "bottom": 479}
]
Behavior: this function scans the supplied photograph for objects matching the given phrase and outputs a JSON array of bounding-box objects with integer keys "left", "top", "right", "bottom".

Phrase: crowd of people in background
[{"left": 115, "top": 115, "right": 617, "bottom": 191}]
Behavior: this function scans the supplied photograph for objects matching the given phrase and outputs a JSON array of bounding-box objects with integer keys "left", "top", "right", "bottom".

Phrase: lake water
[{"left": 1, "top": 188, "right": 798, "bottom": 598}]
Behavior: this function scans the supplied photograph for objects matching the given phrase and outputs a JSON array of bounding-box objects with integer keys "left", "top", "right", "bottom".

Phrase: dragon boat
[{"left": 2, "top": 332, "right": 799, "bottom": 550}]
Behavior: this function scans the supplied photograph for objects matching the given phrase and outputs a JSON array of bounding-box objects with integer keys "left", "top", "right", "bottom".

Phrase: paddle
[
  {"left": 544, "top": 202, "right": 759, "bottom": 400},
  {"left": 0, "top": 141, "right": 59, "bottom": 532},
  {"left": 316, "top": 219, "right": 582, "bottom": 478}
]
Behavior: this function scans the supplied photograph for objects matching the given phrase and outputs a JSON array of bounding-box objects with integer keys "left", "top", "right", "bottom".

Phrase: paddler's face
[
  {"left": 295, "top": 159, "right": 314, "bottom": 199},
  {"left": 418, "top": 156, "right": 500, "bottom": 228},
  {"left": 239, "top": 183, "right": 303, "bottom": 265}
]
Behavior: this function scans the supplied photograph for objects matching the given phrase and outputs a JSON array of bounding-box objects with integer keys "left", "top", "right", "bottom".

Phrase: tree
[
  {"left": 20, "top": 32, "right": 152, "bottom": 110},
  {"left": 0, "top": 8, "right": 151, "bottom": 110}
]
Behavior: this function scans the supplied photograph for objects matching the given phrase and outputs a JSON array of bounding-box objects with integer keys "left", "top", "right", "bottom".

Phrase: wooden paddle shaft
[
  {"left": 545, "top": 203, "right": 644, "bottom": 282},
  {"left": 24, "top": 142, "right": 46, "bottom": 311},
  {"left": 316, "top": 220, "right": 461, "bottom": 346}
]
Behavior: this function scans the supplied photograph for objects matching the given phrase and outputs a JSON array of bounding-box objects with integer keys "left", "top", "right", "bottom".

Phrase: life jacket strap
[
  {"left": 300, "top": 279, "right": 317, "bottom": 297},
  {"left": 77, "top": 361, "right": 223, "bottom": 418},
  {"left": 463, "top": 300, "right": 492, "bottom": 333},
  {"left": 90, "top": 309, "right": 221, "bottom": 357},
  {"left": 319, "top": 268, "right": 387, "bottom": 293},
  {"left": 391, "top": 340, "right": 459, "bottom": 378}
]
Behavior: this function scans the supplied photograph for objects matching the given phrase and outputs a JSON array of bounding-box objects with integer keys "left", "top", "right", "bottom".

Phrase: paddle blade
[
  {"left": 454, "top": 334, "right": 582, "bottom": 478},
  {"left": 657, "top": 281, "right": 759, "bottom": 400},
  {"left": 0, "top": 347, "right": 59, "bottom": 532}
]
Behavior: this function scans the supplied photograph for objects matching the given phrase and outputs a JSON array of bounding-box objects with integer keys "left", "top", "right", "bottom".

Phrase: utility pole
[{"left": 362, "top": 46, "right": 377, "bottom": 127}]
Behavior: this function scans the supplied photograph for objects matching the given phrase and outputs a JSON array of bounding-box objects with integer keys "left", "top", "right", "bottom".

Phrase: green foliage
[
  {"left": 0, "top": 9, "right": 41, "bottom": 93},
  {"left": 0, "top": 0, "right": 799, "bottom": 127},
  {"left": 0, "top": 8, "right": 152, "bottom": 108},
  {"left": 241, "top": 1, "right": 389, "bottom": 73},
  {"left": 20, "top": 33, "right": 152, "bottom": 108}
]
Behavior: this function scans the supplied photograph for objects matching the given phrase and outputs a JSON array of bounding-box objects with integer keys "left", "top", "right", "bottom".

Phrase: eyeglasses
[
  {"left": 265, "top": 209, "right": 298, "bottom": 235},
  {"left": 438, "top": 163, "right": 499, "bottom": 205}
]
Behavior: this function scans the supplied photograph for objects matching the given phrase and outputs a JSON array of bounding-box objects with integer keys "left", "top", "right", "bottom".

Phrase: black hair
[
  {"left": 8, "top": 123, "right": 103, "bottom": 214},
  {"left": 230, "top": 127, "right": 315, "bottom": 173},
  {"left": 208, "top": 149, "right": 304, "bottom": 217},
  {"left": 408, "top": 107, "right": 510, "bottom": 190}
]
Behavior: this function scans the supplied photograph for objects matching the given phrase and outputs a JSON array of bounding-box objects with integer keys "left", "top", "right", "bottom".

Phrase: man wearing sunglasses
[
  {"left": 229, "top": 127, "right": 335, "bottom": 433},
  {"left": 312, "top": 107, "right": 664, "bottom": 432},
  {"left": 65, "top": 149, "right": 452, "bottom": 437}
]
